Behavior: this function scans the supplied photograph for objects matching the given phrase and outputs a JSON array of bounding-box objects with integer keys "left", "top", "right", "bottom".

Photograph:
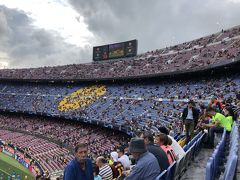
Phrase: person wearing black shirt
[{"left": 140, "top": 131, "right": 170, "bottom": 170}]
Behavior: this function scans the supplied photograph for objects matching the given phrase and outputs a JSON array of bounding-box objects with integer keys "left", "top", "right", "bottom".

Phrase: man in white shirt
[{"left": 116, "top": 147, "right": 131, "bottom": 170}]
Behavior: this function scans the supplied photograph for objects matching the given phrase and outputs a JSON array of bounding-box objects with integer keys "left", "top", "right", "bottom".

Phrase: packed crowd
[
  {"left": 0, "top": 73, "right": 239, "bottom": 136},
  {"left": 63, "top": 94, "right": 239, "bottom": 180},
  {"left": 0, "top": 129, "right": 73, "bottom": 178},
  {"left": 0, "top": 90, "right": 239, "bottom": 179},
  {"left": 0, "top": 26, "right": 240, "bottom": 80},
  {"left": 0, "top": 114, "right": 129, "bottom": 161}
]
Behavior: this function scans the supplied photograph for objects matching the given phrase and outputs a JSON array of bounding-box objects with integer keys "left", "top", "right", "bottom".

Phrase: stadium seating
[
  {"left": 0, "top": 129, "right": 74, "bottom": 174},
  {"left": 222, "top": 122, "right": 239, "bottom": 180},
  {"left": 0, "top": 26, "right": 240, "bottom": 80},
  {"left": 156, "top": 161, "right": 177, "bottom": 180},
  {"left": 205, "top": 122, "right": 239, "bottom": 180},
  {"left": 0, "top": 73, "right": 239, "bottom": 136},
  {"left": 155, "top": 131, "right": 206, "bottom": 180},
  {"left": 0, "top": 25, "right": 239, "bottom": 180},
  {"left": 205, "top": 129, "right": 227, "bottom": 180}
]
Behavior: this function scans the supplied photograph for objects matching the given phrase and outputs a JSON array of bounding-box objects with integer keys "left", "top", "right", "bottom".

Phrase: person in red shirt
[{"left": 154, "top": 133, "right": 177, "bottom": 165}]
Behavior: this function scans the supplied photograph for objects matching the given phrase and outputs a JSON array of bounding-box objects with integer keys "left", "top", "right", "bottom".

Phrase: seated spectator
[
  {"left": 96, "top": 156, "right": 113, "bottom": 180},
  {"left": 158, "top": 126, "right": 185, "bottom": 160},
  {"left": 64, "top": 143, "right": 93, "bottom": 180},
  {"left": 140, "top": 131, "right": 169, "bottom": 170},
  {"left": 116, "top": 147, "right": 130, "bottom": 170},
  {"left": 109, "top": 151, "right": 124, "bottom": 179},
  {"left": 209, "top": 97, "right": 223, "bottom": 113},
  {"left": 223, "top": 106, "right": 234, "bottom": 125},
  {"left": 93, "top": 165, "right": 102, "bottom": 180},
  {"left": 154, "top": 133, "right": 177, "bottom": 165},
  {"left": 203, "top": 107, "right": 232, "bottom": 148},
  {"left": 123, "top": 138, "right": 160, "bottom": 180}
]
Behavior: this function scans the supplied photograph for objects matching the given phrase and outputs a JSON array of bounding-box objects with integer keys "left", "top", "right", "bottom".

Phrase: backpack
[{"left": 161, "top": 145, "right": 177, "bottom": 164}]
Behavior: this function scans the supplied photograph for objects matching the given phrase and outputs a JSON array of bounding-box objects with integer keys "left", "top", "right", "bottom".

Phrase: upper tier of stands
[{"left": 0, "top": 26, "right": 240, "bottom": 81}]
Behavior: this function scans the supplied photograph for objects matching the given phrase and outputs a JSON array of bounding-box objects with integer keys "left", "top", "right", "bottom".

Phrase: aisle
[{"left": 180, "top": 148, "right": 214, "bottom": 180}]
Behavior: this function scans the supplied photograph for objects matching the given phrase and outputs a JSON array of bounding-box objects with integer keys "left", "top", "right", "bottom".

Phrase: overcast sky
[{"left": 1, "top": 0, "right": 240, "bottom": 69}]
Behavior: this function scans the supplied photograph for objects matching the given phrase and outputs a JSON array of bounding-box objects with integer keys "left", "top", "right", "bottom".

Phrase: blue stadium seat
[
  {"left": 223, "top": 154, "right": 238, "bottom": 180},
  {"left": 205, "top": 157, "right": 214, "bottom": 180},
  {"left": 165, "top": 161, "right": 177, "bottom": 180},
  {"left": 155, "top": 170, "right": 167, "bottom": 180}
]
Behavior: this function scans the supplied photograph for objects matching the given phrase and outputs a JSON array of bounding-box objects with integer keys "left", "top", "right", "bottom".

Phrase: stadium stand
[
  {"left": 0, "top": 26, "right": 239, "bottom": 179},
  {"left": 0, "top": 26, "right": 239, "bottom": 80}
]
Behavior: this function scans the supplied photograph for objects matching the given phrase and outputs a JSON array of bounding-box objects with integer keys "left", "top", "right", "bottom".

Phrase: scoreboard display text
[{"left": 93, "top": 40, "right": 137, "bottom": 61}]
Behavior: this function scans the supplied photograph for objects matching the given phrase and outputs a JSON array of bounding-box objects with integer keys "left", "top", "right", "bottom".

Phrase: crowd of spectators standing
[{"left": 0, "top": 26, "right": 240, "bottom": 80}]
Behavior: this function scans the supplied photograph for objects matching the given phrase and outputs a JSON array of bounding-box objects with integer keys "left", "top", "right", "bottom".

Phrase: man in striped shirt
[{"left": 96, "top": 156, "right": 113, "bottom": 180}]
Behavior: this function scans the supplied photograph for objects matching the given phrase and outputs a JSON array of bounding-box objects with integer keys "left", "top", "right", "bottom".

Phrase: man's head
[
  {"left": 116, "top": 147, "right": 125, "bottom": 158},
  {"left": 206, "top": 107, "right": 216, "bottom": 117},
  {"left": 96, "top": 156, "right": 107, "bottom": 168},
  {"left": 158, "top": 126, "right": 169, "bottom": 135},
  {"left": 188, "top": 100, "right": 195, "bottom": 108},
  {"left": 128, "top": 138, "right": 146, "bottom": 159},
  {"left": 74, "top": 143, "right": 88, "bottom": 163},
  {"left": 140, "top": 131, "right": 154, "bottom": 145}
]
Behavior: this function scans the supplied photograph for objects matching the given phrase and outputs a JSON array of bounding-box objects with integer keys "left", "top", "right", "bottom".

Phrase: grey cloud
[
  {"left": 0, "top": 5, "right": 91, "bottom": 68},
  {"left": 69, "top": 0, "right": 240, "bottom": 53},
  {"left": 1, "top": 0, "right": 240, "bottom": 69}
]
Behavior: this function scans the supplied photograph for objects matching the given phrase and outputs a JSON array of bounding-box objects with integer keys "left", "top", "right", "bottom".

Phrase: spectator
[
  {"left": 140, "top": 131, "right": 169, "bottom": 170},
  {"left": 116, "top": 147, "right": 130, "bottom": 170},
  {"left": 203, "top": 107, "right": 232, "bottom": 148},
  {"left": 154, "top": 133, "right": 177, "bottom": 165},
  {"left": 93, "top": 165, "right": 102, "bottom": 180},
  {"left": 96, "top": 156, "right": 113, "bottom": 180},
  {"left": 158, "top": 126, "right": 185, "bottom": 161},
  {"left": 181, "top": 100, "right": 199, "bottom": 143},
  {"left": 109, "top": 151, "right": 124, "bottom": 179},
  {"left": 123, "top": 138, "right": 160, "bottom": 180},
  {"left": 223, "top": 106, "right": 234, "bottom": 125},
  {"left": 210, "top": 97, "right": 223, "bottom": 113},
  {"left": 64, "top": 143, "right": 93, "bottom": 180}
]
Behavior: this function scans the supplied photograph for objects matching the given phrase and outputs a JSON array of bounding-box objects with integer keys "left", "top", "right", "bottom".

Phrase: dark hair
[
  {"left": 188, "top": 100, "right": 195, "bottom": 105},
  {"left": 158, "top": 126, "right": 169, "bottom": 135},
  {"left": 206, "top": 107, "right": 215, "bottom": 112},
  {"left": 167, "top": 137, "right": 172, "bottom": 145},
  {"left": 117, "top": 146, "right": 125, "bottom": 154},
  {"left": 141, "top": 131, "right": 154, "bottom": 143},
  {"left": 156, "top": 133, "right": 169, "bottom": 146},
  {"left": 225, "top": 107, "right": 234, "bottom": 117},
  {"left": 93, "top": 164, "right": 100, "bottom": 175},
  {"left": 75, "top": 143, "right": 88, "bottom": 153},
  {"left": 236, "top": 93, "right": 240, "bottom": 100}
]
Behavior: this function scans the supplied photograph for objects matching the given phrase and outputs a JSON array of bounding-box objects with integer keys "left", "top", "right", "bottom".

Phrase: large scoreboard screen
[{"left": 93, "top": 39, "right": 137, "bottom": 61}]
